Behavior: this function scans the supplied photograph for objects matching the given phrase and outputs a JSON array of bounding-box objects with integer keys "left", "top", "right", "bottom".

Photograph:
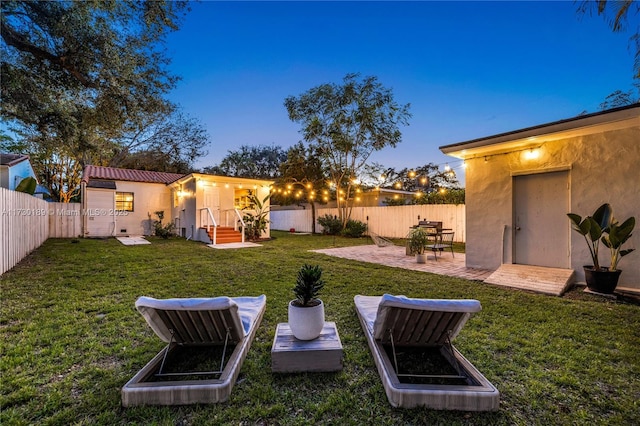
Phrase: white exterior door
[
  {"left": 513, "top": 171, "right": 570, "bottom": 268},
  {"left": 86, "top": 189, "right": 115, "bottom": 236},
  {"left": 203, "top": 187, "right": 220, "bottom": 223}
]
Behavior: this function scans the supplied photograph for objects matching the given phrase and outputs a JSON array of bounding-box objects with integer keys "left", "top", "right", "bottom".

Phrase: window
[
  {"left": 115, "top": 192, "right": 134, "bottom": 211},
  {"left": 234, "top": 189, "right": 255, "bottom": 210}
]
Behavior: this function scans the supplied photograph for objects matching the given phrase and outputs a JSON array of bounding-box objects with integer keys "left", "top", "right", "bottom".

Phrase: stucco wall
[
  {"left": 85, "top": 181, "right": 171, "bottom": 237},
  {"left": 466, "top": 126, "right": 640, "bottom": 290}
]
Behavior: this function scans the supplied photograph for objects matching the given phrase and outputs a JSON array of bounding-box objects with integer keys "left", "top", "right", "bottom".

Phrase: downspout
[{"left": 112, "top": 192, "right": 117, "bottom": 236}]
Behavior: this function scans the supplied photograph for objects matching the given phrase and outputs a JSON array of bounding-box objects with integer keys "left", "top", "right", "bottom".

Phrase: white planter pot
[
  {"left": 288, "top": 299, "right": 325, "bottom": 340},
  {"left": 416, "top": 253, "right": 427, "bottom": 264}
]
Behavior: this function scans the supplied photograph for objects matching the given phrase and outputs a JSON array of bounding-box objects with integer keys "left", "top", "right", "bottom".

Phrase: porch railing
[
  {"left": 199, "top": 207, "right": 218, "bottom": 244},
  {"left": 221, "top": 208, "right": 245, "bottom": 243}
]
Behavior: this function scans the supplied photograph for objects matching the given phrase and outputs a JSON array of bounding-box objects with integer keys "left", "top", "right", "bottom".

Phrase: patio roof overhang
[{"left": 439, "top": 104, "right": 639, "bottom": 160}]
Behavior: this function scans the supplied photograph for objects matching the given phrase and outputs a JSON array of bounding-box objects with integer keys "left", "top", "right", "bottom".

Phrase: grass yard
[{"left": 1, "top": 231, "right": 639, "bottom": 425}]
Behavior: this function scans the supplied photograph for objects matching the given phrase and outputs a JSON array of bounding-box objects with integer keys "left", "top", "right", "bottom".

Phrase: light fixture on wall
[{"left": 524, "top": 148, "right": 540, "bottom": 160}]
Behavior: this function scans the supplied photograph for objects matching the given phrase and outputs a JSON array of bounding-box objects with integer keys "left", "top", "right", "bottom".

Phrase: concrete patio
[{"left": 313, "top": 244, "right": 579, "bottom": 296}]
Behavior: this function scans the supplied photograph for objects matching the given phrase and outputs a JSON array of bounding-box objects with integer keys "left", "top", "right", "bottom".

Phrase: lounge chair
[
  {"left": 122, "top": 294, "right": 266, "bottom": 406},
  {"left": 370, "top": 231, "right": 395, "bottom": 248},
  {"left": 353, "top": 294, "right": 499, "bottom": 410}
]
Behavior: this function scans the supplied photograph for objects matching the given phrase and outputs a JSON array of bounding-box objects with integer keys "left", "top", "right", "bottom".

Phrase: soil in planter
[
  {"left": 382, "top": 346, "right": 471, "bottom": 386},
  {"left": 148, "top": 344, "right": 237, "bottom": 382}
]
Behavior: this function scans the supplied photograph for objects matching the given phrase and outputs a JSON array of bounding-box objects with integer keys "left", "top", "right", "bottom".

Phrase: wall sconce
[{"left": 524, "top": 148, "right": 540, "bottom": 160}]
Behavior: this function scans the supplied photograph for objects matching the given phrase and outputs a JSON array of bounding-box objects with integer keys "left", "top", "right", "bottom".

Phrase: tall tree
[
  {"left": 111, "top": 109, "right": 209, "bottom": 173},
  {"left": 274, "top": 142, "right": 328, "bottom": 234},
  {"left": 204, "top": 145, "right": 286, "bottom": 179},
  {"left": 285, "top": 73, "right": 411, "bottom": 227},
  {"left": 1, "top": 1, "right": 199, "bottom": 200}
]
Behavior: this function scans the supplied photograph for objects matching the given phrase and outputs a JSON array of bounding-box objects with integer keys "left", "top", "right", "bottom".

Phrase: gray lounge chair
[
  {"left": 122, "top": 295, "right": 266, "bottom": 406},
  {"left": 354, "top": 294, "right": 499, "bottom": 410}
]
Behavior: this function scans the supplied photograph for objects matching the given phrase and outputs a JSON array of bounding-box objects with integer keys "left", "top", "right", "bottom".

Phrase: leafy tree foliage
[
  {"left": 1, "top": 1, "right": 208, "bottom": 200},
  {"left": 598, "top": 84, "right": 640, "bottom": 110},
  {"left": 364, "top": 161, "right": 461, "bottom": 195},
  {"left": 576, "top": 0, "right": 639, "bottom": 80},
  {"left": 414, "top": 188, "right": 465, "bottom": 205},
  {"left": 285, "top": 73, "right": 411, "bottom": 227},
  {"left": 204, "top": 145, "right": 286, "bottom": 179},
  {"left": 273, "top": 142, "right": 328, "bottom": 233},
  {"left": 112, "top": 109, "right": 209, "bottom": 173}
]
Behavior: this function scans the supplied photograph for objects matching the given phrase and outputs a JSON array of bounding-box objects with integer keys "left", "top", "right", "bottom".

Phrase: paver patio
[{"left": 312, "top": 244, "right": 493, "bottom": 281}]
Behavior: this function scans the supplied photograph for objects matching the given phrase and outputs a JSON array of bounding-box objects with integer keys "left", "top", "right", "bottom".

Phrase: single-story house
[
  {"left": 0, "top": 153, "right": 49, "bottom": 197},
  {"left": 440, "top": 103, "right": 640, "bottom": 293},
  {"left": 81, "top": 165, "right": 273, "bottom": 244}
]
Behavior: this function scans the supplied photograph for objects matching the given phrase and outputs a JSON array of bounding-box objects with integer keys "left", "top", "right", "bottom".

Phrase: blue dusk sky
[{"left": 165, "top": 1, "right": 638, "bottom": 179}]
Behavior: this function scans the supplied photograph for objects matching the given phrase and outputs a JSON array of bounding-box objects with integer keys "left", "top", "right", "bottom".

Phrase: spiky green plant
[{"left": 293, "top": 264, "right": 325, "bottom": 306}]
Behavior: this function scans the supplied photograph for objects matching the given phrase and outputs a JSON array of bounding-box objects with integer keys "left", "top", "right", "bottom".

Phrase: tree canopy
[
  {"left": 0, "top": 1, "right": 209, "bottom": 201},
  {"left": 285, "top": 73, "right": 411, "bottom": 225},
  {"left": 203, "top": 145, "right": 286, "bottom": 179}
]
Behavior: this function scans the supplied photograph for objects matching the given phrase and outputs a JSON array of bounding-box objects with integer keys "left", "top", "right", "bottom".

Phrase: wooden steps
[
  {"left": 484, "top": 264, "right": 575, "bottom": 296},
  {"left": 201, "top": 226, "right": 243, "bottom": 244}
]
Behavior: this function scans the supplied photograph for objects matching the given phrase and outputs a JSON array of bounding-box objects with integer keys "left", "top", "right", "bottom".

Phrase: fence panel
[
  {"left": 1, "top": 188, "right": 49, "bottom": 275},
  {"left": 48, "top": 203, "right": 82, "bottom": 238},
  {"left": 1, "top": 189, "right": 84, "bottom": 275},
  {"left": 271, "top": 204, "right": 466, "bottom": 242}
]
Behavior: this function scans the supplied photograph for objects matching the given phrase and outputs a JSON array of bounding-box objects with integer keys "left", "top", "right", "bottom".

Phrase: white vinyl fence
[
  {"left": 271, "top": 204, "right": 466, "bottom": 242},
  {"left": 1, "top": 187, "right": 82, "bottom": 275}
]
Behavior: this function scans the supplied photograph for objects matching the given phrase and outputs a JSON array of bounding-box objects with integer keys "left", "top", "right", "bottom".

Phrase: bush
[
  {"left": 317, "top": 214, "right": 342, "bottom": 235},
  {"left": 341, "top": 219, "right": 367, "bottom": 238},
  {"left": 152, "top": 211, "right": 175, "bottom": 239}
]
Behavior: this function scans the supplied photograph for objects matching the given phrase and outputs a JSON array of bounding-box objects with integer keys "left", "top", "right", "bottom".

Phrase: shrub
[
  {"left": 152, "top": 211, "right": 175, "bottom": 239},
  {"left": 317, "top": 214, "right": 342, "bottom": 235},
  {"left": 341, "top": 219, "right": 367, "bottom": 238}
]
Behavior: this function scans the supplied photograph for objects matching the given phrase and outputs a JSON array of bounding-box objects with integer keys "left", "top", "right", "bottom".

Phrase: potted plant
[
  {"left": 567, "top": 203, "right": 635, "bottom": 294},
  {"left": 408, "top": 227, "right": 430, "bottom": 263},
  {"left": 288, "top": 264, "right": 326, "bottom": 340}
]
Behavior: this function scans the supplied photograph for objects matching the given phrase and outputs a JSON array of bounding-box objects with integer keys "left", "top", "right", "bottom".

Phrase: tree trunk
[{"left": 311, "top": 201, "right": 317, "bottom": 234}]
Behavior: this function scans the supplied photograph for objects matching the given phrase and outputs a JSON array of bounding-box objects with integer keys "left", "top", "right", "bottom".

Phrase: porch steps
[
  {"left": 202, "top": 226, "right": 243, "bottom": 244},
  {"left": 484, "top": 264, "right": 575, "bottom": 296}
]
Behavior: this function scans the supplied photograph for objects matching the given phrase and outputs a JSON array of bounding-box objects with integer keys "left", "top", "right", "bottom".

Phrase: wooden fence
[
  {"left": 271, "top": 204, "right": 466, "bottom": 242},
  {"left": 1, "top": 188, "right": 82, "bottom": 275}
]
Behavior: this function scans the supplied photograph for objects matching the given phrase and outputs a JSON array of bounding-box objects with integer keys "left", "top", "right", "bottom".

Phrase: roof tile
[{"left": 82, "top": 165, "right": 186, "bottom": 185}]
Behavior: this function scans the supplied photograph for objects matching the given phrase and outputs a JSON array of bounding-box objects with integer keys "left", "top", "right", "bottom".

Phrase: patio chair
[
  {"left": 370, "top": 231, "right": 395, "bottom": 248},
  {"left": 353, "top": 294, "right": 499, "bottom": 410},
  {"left": 427, "top": 230, "right": 454, "bottom": 260},
  {"left": 122, "top": 294, "right": 266, "bottom": 406}
]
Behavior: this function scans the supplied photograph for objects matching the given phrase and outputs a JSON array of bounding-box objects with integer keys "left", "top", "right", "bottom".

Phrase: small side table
[{"left": 271, "top": 322, "right": 343, "bottom": 373}]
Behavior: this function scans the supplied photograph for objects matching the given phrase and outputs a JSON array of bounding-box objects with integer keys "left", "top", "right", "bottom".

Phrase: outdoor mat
[{"left": 116, "top": 236, "right": 151, "bottom": 245}]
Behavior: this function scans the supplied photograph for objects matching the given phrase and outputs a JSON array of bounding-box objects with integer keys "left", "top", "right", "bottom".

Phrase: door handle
[{"left": 515, "top": 227, "right": 521, "bottom": 231}]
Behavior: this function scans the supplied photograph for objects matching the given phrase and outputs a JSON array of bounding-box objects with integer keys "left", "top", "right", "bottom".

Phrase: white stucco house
[
  {"left": 0, "top": 153, "right": 49, "bottom": 197},
  {"left": 440, "top": 104, "right": 640, "bottom": 293},
  {"left": 81, "top": 165, "right": 273, "bottom": 244}
]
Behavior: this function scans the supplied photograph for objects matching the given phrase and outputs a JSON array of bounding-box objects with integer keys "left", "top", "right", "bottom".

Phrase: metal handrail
[
  {"left": 199, "top": 207, "right": 218, "bottom": 244},
  {"left": 221, "top": 208, "right": 246, "bottom": 243}
]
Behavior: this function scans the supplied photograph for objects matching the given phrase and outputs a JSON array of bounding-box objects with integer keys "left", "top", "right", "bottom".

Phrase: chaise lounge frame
[
  {"left": 121, "top": 295, "right": 266, "bottom": 406},
  {"left": 354, "top": 294, "right": 499, "bottom": 411}
]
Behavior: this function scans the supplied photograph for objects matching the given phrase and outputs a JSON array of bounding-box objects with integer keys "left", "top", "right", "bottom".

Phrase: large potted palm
[
  {"left": 288, "top": 264, "right": 326, "bottom": 340},
  {"left": 567, "top": 203, "right": 635, "bottom": 294}
]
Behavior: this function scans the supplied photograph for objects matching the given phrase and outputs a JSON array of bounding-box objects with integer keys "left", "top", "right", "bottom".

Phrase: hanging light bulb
[{"left": 444, "top": 164, "right": 451, "bottom": 172}]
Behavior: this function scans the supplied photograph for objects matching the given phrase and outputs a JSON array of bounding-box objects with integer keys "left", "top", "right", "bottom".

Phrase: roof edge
[{"left": 439, "top": 103, "right": 640, "bottom": 155}]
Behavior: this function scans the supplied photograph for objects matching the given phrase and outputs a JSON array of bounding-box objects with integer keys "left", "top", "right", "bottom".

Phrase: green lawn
[{"left": 1, "top": 231, "right": 638, "bottom": 425}]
